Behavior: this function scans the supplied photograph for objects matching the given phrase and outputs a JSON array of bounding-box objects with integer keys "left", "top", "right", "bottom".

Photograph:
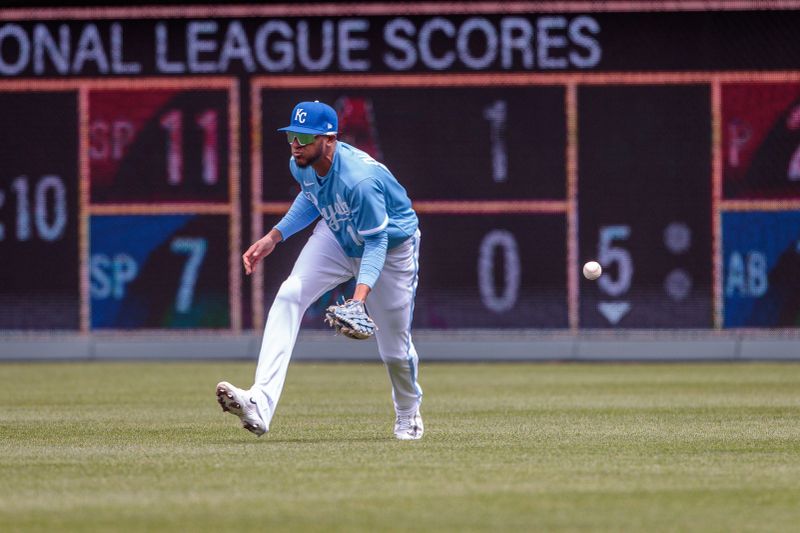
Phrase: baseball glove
[{"left": 324, "top": 299, "right": 377, "bottom": 340}]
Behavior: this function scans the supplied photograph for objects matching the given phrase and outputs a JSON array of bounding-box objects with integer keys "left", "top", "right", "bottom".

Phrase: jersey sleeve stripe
[{"left": 358, "top": 215, "right": 389, "bottom": 236}]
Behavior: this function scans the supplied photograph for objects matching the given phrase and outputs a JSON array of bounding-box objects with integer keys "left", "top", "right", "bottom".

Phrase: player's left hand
[{"left": 324, "top": 299, "right": 377, "bottom": 340}]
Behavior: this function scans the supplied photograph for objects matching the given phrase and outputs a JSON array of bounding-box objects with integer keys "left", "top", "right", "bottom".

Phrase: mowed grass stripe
[{"left": 1, "top": 362, "right": 798, "bottom": 532}]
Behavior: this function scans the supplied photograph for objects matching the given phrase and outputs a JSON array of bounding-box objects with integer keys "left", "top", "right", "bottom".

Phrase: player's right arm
[
  {"left": 243, "top": 228, "right": 283, "bottom": 275},
  {"left": 243, "top": 192, "right": 319, "bottom": 275}
]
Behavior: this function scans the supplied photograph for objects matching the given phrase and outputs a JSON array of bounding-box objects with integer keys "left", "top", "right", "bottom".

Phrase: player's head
[{"left": 278, "top": 101, "right": 338, "bottom": 167}]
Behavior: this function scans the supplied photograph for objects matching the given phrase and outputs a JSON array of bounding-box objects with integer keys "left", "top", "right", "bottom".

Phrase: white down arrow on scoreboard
[{"left": 598, "top": 302, "right": 631, "bottom": 325}]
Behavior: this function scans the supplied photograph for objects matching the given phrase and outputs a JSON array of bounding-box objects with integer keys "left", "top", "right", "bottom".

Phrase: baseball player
[{"left": 216, "top": 100, "right": 424, "bottom": 440}]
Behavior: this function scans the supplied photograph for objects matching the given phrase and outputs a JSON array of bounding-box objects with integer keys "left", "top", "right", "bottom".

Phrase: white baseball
[{"left": 583, "top": 261, "right": 602, "bottom": 280}]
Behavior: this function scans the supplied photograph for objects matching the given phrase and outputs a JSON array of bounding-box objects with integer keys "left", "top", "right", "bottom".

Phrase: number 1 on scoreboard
[{"left": 482, "top": 100, "right": 508, "bottom": 183}]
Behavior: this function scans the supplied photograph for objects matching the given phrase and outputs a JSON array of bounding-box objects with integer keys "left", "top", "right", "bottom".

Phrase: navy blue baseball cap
[{"left": 277, "top": 101, "right": 338, "bottom": 135}]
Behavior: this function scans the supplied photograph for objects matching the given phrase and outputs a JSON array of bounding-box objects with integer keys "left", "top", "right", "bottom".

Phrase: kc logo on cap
[{"left": 279, "top": 100, "right": 338, "bottom": 135}]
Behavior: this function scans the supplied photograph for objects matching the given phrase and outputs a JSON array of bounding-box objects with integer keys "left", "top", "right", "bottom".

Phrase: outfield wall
[{"left": 2, "top": 330, "right": 799, "bottom": 362}]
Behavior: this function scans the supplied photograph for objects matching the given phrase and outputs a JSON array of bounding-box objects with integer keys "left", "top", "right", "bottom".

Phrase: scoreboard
[
  {"left": 0, "top": 79, "right": 241, "bottom": 331},
  {"left": 1, "top": 5, "right": 800, "bottom": 333},
  {"left": 4, "top": 74, "right": 800, "bottom": 332}
]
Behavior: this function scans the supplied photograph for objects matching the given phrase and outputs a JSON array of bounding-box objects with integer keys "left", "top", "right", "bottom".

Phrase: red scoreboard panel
[
  {"left": 721, "top": 82, "right": 800, "bottom": 199},
  {"left": 89, "top": 87, "right": 232, "bottom": 204}
]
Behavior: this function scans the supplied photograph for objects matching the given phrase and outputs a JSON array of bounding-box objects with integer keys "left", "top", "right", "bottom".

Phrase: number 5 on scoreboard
[
  {"left": 597, "top": 225, "right": 633, "bottom": 297},
  {"left": 170, "top": 237, "right": 208, "bottom": 313}
]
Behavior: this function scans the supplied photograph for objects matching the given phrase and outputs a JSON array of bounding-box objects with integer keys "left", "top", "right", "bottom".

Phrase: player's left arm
[{"left": 351, "top": 178, "right": 389, "bottom": 302}]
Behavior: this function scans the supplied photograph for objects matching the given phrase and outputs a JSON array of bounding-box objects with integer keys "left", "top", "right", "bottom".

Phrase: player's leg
[
  {"left": 366, "top": 231, "right": 423, "bottom": 438},
  {"left": 223, "top": 221, "right": 353, "bottom": 434},
  {"left": 251, "top": 221, "right": 354, "bottom": 428}
]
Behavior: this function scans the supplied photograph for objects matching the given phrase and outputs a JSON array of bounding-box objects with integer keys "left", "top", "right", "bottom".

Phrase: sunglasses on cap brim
[{"left": 286, "top": 132, "right": 323, "bottom": 146}]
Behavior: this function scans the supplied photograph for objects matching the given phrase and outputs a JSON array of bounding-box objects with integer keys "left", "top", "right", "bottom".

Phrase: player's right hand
[{"left": 242, "top": 235, "right": 278, "bottom": 275}]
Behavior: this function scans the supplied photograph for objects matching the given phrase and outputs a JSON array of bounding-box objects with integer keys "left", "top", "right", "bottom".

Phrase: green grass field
[{"left": 2, "top": 361, "right": 799, "bottom": 532}]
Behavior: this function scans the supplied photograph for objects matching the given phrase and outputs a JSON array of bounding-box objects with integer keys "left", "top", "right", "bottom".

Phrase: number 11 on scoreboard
[{"left": 160, "top": 109, "right": 219, "bottom": 186}]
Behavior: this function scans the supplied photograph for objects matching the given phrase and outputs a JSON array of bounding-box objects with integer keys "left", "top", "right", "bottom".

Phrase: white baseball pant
[{"left": 249, "top": 220, "right": 422, "bottom": 430}]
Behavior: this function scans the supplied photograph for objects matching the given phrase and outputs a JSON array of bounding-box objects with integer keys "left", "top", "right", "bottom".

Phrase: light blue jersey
[{"left": 276, "top": 142, "right": 418, "bottom": 258}]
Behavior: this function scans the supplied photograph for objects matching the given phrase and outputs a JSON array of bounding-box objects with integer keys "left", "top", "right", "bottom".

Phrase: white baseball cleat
[
  {"left": 215, "top": 381, "right": 266, "bottom": 436},
  {"left": 394, "top": 409, "right": 424, "bottom": 440}
]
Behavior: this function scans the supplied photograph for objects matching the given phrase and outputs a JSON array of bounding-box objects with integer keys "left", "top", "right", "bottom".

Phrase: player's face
[{"left": 290, "top": 134, "right": 324, "bottom": 168}]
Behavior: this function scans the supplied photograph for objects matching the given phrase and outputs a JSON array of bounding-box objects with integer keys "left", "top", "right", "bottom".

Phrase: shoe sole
[
  {"left": 395, "top": 432, "right": 423, "bottom": 440},
  {"left": 394, "top": 426, "right": 424, "bottom": 440},
  {"left": 216, "top": 382, "right": 265, "bottom": 436}
]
